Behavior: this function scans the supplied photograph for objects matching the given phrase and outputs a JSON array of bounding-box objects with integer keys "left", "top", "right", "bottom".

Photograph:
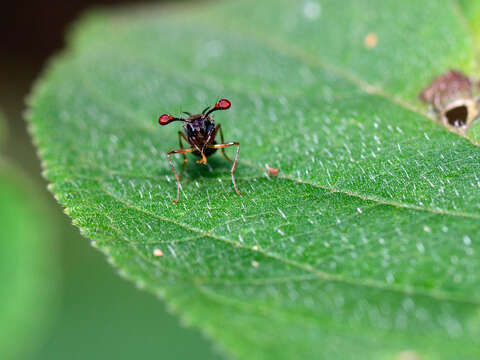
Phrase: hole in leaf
[
  {"left": 419, "top": 70, "right": 479, "bottom": 129},
  {"left": 444, "top": 105, "right": 468, "bottom": 127}
]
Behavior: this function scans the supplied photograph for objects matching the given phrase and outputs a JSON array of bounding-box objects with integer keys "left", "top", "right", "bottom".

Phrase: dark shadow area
[{"left": 179, "top": 155, "right": 235, "bottom": 180}]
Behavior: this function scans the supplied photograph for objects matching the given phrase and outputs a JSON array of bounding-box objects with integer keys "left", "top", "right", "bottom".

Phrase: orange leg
[
  {"left": 197, "top": 154, "right": 208, "bottom": 165},
  {"left": 213, "top": 124, "right": 232, "bottom": 162},
  {"left": 168, "top": 147, "right": 196, "bottom": 204},
  {"left": 207, "top": 142, "right": 241, "bottom": 196},
  {"left": 177, "top": 132, "right": 190, "bottom": 180},
  {"left": 189, "top": 139, "right": 207, "bottom": 165}
]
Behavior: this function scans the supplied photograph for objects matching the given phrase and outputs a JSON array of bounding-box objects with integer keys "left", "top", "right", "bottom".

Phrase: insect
[
  {"left": 158, "top": 98, "right": 241, "bottom": 204},
  {"left": 419, "top": 70, "right": 479, "bottom": 128}
]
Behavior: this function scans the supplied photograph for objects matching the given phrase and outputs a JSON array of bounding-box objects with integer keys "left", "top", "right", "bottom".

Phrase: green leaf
[
  {"left": 0, "top": 162, "right": 57, "bottom": 359},
  {"left": 28, "top": 0, "right": 480, "bottom": 359}
]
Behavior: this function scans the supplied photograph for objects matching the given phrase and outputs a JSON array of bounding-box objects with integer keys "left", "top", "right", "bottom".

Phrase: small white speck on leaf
[
  {"left": 204, "top": 40, "right": 223, "bottom": 57},
  {"left": 167, "top": 245, "right": 177, "bottom": 258},
  {"left": 278, "top": 208, "right": 287, "bottom": 219},
  {"left": 251, "top": 260, "right": 259, "bottom": 268},
  {"left": 386, "top": 272, "right": 395, "bottom": 284},
  {"left": 416, "top": 243, "right": 425, "bottom": 253}
]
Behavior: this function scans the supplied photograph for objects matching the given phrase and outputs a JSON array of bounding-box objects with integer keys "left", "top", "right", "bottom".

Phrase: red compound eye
[
  {"left": 158, "top": 114, "right": 173, "bottom": 125},
  {"left": 216, "top": 99, "right": 231, "bottom": 110}
]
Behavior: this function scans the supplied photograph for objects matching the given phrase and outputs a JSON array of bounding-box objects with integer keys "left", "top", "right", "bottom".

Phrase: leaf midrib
[
  {"left": 67, "top": 154, "right": 480, "bottom": 220},
  {"left": 94, "top": 175, "right": 480, "bottom": 306}
]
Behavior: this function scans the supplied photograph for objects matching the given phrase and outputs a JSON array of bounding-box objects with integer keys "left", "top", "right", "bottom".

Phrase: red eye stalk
[
  {"left": 158, "top": 114, "right": 174, "bottom": 125},
  {"left": 205, "top": 98, "right": 232, "bottom": 116},
  {"left": 215, "top": 99, "right": 231, "bottom": 110}
]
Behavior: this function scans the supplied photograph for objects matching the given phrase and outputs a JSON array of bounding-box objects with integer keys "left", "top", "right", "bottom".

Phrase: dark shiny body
[{"left": 183, "top": 114, "right": 218, "bottom": 157}]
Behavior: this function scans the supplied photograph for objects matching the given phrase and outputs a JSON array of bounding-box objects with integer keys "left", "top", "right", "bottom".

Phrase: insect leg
[
  {"left": 214, "top": 124, "right": 232, "bottom": 162},
  {"left": 178, "top": 132, "right": 190, "bottom": 180},
  {"left": 207, "top": 142, "right": 241, "bottom": 196},
  {"left": 167, "top": 147, "right": 196, "bottom": 204},
  {"left": 189, "top": 137, "right": 207, "bottom": 164}
]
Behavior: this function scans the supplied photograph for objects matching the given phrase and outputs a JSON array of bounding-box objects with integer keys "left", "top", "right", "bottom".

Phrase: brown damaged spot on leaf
[
  {"left": 267, "top": 167, "right": 279, "bottom": 176},
  {"left": 419, "top": 70, "right": 479, "bottom": 129}
]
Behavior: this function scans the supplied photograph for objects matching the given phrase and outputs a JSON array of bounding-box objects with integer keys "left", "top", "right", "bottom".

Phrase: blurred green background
[{"left": 0, "top": 1, "right": 220, "bottom": 359}]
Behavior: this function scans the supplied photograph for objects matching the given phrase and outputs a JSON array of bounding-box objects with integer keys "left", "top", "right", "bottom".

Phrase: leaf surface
[{"left": 28, "top": 1, "right": 480, "bottom": 358}]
